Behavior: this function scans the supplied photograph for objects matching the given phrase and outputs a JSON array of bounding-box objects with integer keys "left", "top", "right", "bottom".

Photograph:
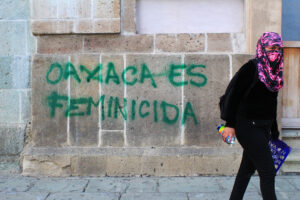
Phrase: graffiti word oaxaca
[
  {"left": 46, "top": 62, "right": 207, "bottom": 87},
  {"left": 45, "top": 62, "right": 208, "bottom": 125}
]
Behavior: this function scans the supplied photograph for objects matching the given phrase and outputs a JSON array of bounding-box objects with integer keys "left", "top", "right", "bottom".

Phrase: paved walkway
[{"left": 0, "top": 175, "right": 299, "bottom": 200}]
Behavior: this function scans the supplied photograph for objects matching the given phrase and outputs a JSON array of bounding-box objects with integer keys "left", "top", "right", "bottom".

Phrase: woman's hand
[{"left": 222, "top": 127, "right": 236, "bottom": 143}]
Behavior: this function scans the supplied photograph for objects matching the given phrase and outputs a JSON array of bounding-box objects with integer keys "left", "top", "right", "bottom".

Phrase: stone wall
[
  {"left": 0, "top": 0, "right": 282, "bottom": 176},
  {"left": 31, "top": 0, "right": 121, "bottom": 34},
  {"left": 0, "top": 0, "right": 34, "bottom": 173}
]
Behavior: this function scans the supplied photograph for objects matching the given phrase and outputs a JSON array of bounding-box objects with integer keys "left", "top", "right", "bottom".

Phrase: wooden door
[{"left": 282, "top": 48, "right": 300, "bottom": 128}]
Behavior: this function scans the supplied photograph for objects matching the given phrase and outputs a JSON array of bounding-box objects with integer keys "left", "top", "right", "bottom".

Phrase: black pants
[{"left": 229, "top": 118, "right": 277, "bottom": 200}]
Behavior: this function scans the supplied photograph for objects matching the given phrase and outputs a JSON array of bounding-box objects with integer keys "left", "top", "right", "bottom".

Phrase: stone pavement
[{"left": 0, "top": 175, "right": 299, "bottom": 200}]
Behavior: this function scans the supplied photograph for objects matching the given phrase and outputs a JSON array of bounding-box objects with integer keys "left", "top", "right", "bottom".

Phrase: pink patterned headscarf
[{"left": 255, "top": 32, "right": 284, "bottom": 92}]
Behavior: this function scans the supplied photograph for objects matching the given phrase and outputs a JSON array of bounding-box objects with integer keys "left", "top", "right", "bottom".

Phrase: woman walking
[{"left": 221, "top": 32, "right": 284, "bottom": 200}]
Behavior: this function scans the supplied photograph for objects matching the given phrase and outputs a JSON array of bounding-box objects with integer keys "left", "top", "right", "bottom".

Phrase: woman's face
[
  {"left": 265, "top": 45, "right": 282, "bottom": 52},
  {"left": 265, "top": 45, "right": 282, "bottom": 63}
]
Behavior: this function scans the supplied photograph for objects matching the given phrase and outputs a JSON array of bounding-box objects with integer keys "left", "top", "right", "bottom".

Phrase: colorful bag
[{"left": 268, "top": 138, "right": 291, "bottom": 173}]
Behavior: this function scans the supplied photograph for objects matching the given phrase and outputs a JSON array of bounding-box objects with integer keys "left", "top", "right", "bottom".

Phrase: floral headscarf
[{"left": 255, "top": 32, "right": 284, "bottom": 92}]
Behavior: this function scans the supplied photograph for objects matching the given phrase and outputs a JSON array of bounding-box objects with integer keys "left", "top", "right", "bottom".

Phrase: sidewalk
[{"left": 0, "top": 175, "right": 299, "bottom": 200}]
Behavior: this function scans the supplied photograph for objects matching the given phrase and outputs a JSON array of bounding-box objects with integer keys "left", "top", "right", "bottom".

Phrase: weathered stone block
[
  {"left": 22, "top": 147, "right": 242, "bottom": 176},
  {"left": 0, "top": 0, "right": 29, "bottom": 20},
  {"left": 156, "top": 34, "right": 205, "bottom": 53},
  {"left": 189, "top": 192, "right": 262, "bottom": 200},
  {"left": 57, "top": 0, "right": 91, "bottom": 19},
  {"left": 0, "top": 21, "right": 27, "bottom": 55},
  {"left": 86, "top": 178, "right": 129, "bottom": 192},
  {"left": 74, "top": 20, "right": 93, "bottom": 33},
  {"left": 71, "top": 156, "right": 107, "bottom": 176},
  {"left": 22, "top": 155, "right": 71, "bottom": 176},
  {"left": 0, "top": 125, "right": 25, "bottom": 155},
  {"left": 57, "top": 0, "right": 77, "bottom": 19},
  {"left": 11, "top": 56, "right": 31, "bottom": 88},
  {"left": 232, "top": 54, "right": 254, "bottom": 75},
  {"left": 74, "top": 19, "right": 120, "bottom": 33},
  {"left": 232, "top": 33, "right": 247, "bottom": 53},
  {"left": 101, "top": 55, "right": 124, "bottom": 130},
  {"left": 77, "top": 0, "right": 92, "bottom": 18},
  {"left": 177, "top": 34, "right": 205, "bottom": 52},
  {"left": 0, "top": 171, "right": 34, "bottom": 191},
  {"left": 0, "top": 90, "right": 20, "bottom": 123},
  {"left": 123, "top": 0, "right": 136, "bottom": 33},
  {"left": 122, "top": 193, "right": 187, "bottom": 200},
  {"left": 21, "top": 90, "right": 31, "bottom": 123},
  {"left": 31, "top": 0, "right": 120, "bottom": 34},
  {"left": 26, "top": 21, "right": 36, "bottom": 54},
  {"left": 0, "top": 56, "right": 30, "bottom": 89},
  {"left": 183, "top": 55, "right": 230, "bottom": 146},
  {"left": 0, "top": 155, "right": 21, "bottom": 174},
  {"left": 106, "top": 155, "right": 142, "bottom": 176},
  {"left": 31, "top": 0, "right": 57, "bottom": 19},
  {"left": 31, "top": 55, "right": 68, "bottom": 146},
  {"left": 125, "top": 55, "right": 182, "bottom": 147},
  {"left": 191, "top": 152, "right": 241, "bottom": 175},
  {"left": 69, "top": 55, "right": 100, "bottom": 146},
  {"left": 0, "top": 193, "right": 49, "bottom": 200},
  {"left": 155, "top": 34, "right": 177, "bottom": 52},
  {"left": 47, "top": 193, "right": 119, "bottom": 200},
  {"left": 93, "top": 0, "right": 120, "bottom": 18},
  {"left": 214, "top": 176, "right": 257, "bottom": 192},
  {"left": 31, "top": 20, "right": 74, "bottom": 35},
  {"left": 0, "top": 57, "right": 12, "bottom": 89},
  {"left": 84, "top": 35, "right": 153, "bottom": 53},
  {"left": 207, "top": 33, "right": 232, "bottom": 52},
  {"left": 93, "top": 19, "right": 120, "bottom": 33},
  {"left": 137, "top": 148, "right": 238, "bottom": 176},
  {"left": 140, "top": 156, "right": 195, "bottom": 176},
  {"left": 29, "top": 179, "right": 88, "bottom": 193},
  {"left": 126, "top": 178, "right": 157, "bottom": 192},
  {"left": 37, "top": 35, "right": 83, "bottom": 54},
  {"left": 101, "top": 131, "right": 124, "bottom": 147},
  {"left": 159, "top": 177, "right": 222, "bottom": 193}
]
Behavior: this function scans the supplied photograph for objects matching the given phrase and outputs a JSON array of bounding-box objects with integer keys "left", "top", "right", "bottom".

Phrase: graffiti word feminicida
[
  {"left": 47, "top": 91, "right": 198, "bottom": 125},
  {"left": 46, "top": 62, "right": 207, "bottom": 88}
]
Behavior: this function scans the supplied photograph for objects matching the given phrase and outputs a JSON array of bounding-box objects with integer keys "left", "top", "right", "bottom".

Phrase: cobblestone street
[{"left": 0, "top": 175, "right": 300, "bottom": 200}]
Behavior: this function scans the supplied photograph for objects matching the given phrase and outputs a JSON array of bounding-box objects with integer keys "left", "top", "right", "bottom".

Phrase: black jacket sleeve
[
  {"left": 271, "top": 100, "right": 280, "bottom": 139},
  {"left": 224, "top": 61, "right": 256, "bottom": 128}
]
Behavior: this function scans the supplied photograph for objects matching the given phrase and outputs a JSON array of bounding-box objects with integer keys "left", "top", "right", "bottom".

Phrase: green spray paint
[
  {"left": 105, "top": 62, "right": 120, "bottom": 85},
  {"left": 140, "top": 64, "right": 157, "bottom": 88},
  {"left": 47, "top": 91, "right": 68, "bottom": 117},
  {"left": 46, "top": 91, "right": 198, "bottom": 125},
  {"left": 186, "top": 64, "right": 207, "bottom": 87},
  {"left": 114, "top": 97, "right": 127, "bottom": 120},
  {"left": 122, "top": 66, "right": 138, "bottom": 86},
  {"left": 182, "top": 102, "right": 198, "bottom": 124},
  {"left": 87, "top": 95, "right": 105, "bottom": 120},
  {"left": 139, "top": 100, "right": 150, "bottom": 118},
  {"left": 80, "top": 64, "right": 103, "bottom": 83},
  {"left": 45, "top": 62, "right": 208, "bottom": 88},
  {"left": 161, "top": 101, "right": 179, "bottom": 124},
  {"left": 44, "top": 60, "right": 208, "bottom": 126},
  {"left": 153, "top": 100, "right": 158, "bottom": 122},
  {"left": 64, "top": 62, "right": 81, "bottom": 83},
  {"left": 65, "top": 98, "right": 88, "bottom": 117},
  {"left": 46, "top": 63, "right": 63, "bottom": 85},
  {"left": 168, "top": 64, "right": 188, "bottom": 87},
  {"left": 131, "top": 99, "right": 136, "bottom": 120},
  {"left": 107, "top": 96, "right": 114, "bottom": 118}
]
